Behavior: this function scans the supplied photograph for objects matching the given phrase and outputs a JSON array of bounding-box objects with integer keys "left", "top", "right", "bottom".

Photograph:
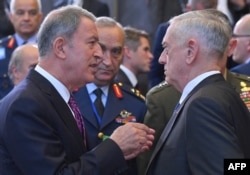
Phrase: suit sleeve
[{"left": 4, "top": 96, "right": 127, "bottom": 175}]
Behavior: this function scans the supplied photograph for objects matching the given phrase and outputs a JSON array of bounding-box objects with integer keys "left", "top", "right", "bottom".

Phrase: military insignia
[
  {"left": 7, "top": 37, "right": 15, "bottom": 49},
  {"left": 113, "top": 83, "right": 123, "bottom": 99},
  {"left": 157, "top": 81, "right": 168, "bottom": 88},
  {"left": 131, "top": 88, "right": 145, "bottom": 100},
  {"left": 115, "top": 110, "right": 136, "bottom": 124},
  {"left": 240, "top": 81, "right": 250, "bottom": 111},
  {"left": 98, "top": 132, "right": 109, "bottom": 141}
]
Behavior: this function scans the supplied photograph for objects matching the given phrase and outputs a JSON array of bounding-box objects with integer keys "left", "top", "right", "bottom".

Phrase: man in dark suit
[
  {"left": 145, "top": 9, "right": 250, "bottom": 175},
  {"left": 148, "top": 0, "right": 218, "bottom": 88},
  {"left": 230, "top": 14, "right": 250, "bottom": 76},
  {"left": 0, "top": 6, "right": 155, "bottom": 174},
  {"left": 115, "top": 26, "right": 153, "bottom": 96},
  {"left": 74, "top": 17, "right": 146, "bottom": 175},
  {"left": 0, "top": 0, "right": 42, "bottom": 99}
]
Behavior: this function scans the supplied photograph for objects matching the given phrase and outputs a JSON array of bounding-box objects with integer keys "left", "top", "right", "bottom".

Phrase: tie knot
[{"left": 94, "top": 88, "right": 102, "bottom": 97}]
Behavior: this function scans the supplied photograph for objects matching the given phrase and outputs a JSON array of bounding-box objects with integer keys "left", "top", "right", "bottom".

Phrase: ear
[
  {"left": 123, "top": 46, "right": 132, "bottom": 59},
  {"left": 8, "top": 13, "right": 14, "bottom": 24},
  {"left": 227, "top": 38, "right": 237, "bottom": 57},
  {"left": 186, "top": 39, "right": 198, "bottom": 64},
  {"left": 53, "top": 37, "right": 67, "bottom": 59}
]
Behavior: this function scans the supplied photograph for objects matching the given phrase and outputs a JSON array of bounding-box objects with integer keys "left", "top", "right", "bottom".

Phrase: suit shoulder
[{"left": 113, "top": 82, "right": 145, "bottom": 101}]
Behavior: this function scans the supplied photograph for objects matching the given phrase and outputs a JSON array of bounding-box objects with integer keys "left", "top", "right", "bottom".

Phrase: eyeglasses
[{"left": 232, "top": 34, "right": 250, "bottom": 38}]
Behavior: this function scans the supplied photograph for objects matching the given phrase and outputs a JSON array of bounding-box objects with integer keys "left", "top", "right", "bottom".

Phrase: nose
[
  {"left": 23, "top": 12, "right": 31, "bottom": 20},
  {"left": 94, "top": 43, "right": 103, "bottom": 64},
  {"left": 158, "top": 51, "right": 166, "bottom": 65},
  {"left": 102, "top": 51, "right": 112, "bottom": 66},
  {"left": 148, "top": 51, "right": 153, "bottom": 61}
]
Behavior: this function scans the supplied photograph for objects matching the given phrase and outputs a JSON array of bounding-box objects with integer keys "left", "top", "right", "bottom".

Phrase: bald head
[
  {"left": 187, "top": 0, "right": 218, "bottom": 11},
  {"left": 234, "top": 14, "right": 250, "bottom": 35},
  {"left": 8, "top": 44, "right": 39, "bottom": 85},
  {"left": 232, "top": 14, "right": 250, "bottom": 64}
]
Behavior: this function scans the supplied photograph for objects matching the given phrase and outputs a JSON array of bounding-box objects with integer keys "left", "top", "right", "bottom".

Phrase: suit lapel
[
  {"left": 27, "top": 70, "right": 85, "bottom": 151},
  {"left": 100, "top": 87, "right": 123, "bottom": 129},
  {"left": 75, "top": 87, "right": 100, "bottom": 129},
  {"left": 146, "top": 74, "right": 225, "bottom": 174}
]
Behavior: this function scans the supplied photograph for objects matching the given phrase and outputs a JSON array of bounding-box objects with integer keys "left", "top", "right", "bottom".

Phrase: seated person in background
[
  {"left": 8, "top": 44, "right": 38, "bottom": 86},
  {"left": 115, "top": 26, "right": 153, "bottom": 96},
  {"left": 231, "top": 14, "right": 250, "bottom": 76}
]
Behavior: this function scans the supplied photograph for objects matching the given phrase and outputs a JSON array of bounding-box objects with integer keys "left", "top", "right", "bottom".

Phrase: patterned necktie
[
  {"left": 68, "top": 95, "right": 86, "bottom": 147},
  {"left": 93, "top": 88, "right": 104, "bottom": 117}
]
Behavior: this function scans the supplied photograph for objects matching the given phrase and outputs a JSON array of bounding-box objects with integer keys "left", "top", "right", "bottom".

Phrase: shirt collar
[
  {"left": 34, "top": 65, "right": 70, "bottom": 103},
  {"left": 120, "top": 65, "right": 138, "bottom": 87},
  {"left": 86, "top": 83, "right": 109, "bottom": 97},
  {"left": 179, "top": 71, "right": 220, "bottom": 104},
  {"left": 14, "top": 33, "right": 37, "bottom": 46}
]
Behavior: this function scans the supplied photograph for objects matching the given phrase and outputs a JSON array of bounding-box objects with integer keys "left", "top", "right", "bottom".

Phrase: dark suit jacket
[
  {"left": 0, "top": 35, "right": 18, "bottom": 99},
  {"left": 0, "top": 69, "right": 127, "bottom": 175},
  {"left": 145, "top": 73, "right": 250, "bottom": 175},
  {"left": 230, "top": 62, "right": 250, "bottom": 76},
  {"left": 137, "top": 70, "right": 250, "bottom": 175},
  {"left": 82, "top": 0, "right": 109, "bottom": 17},
  {"left": 73, "top": 83, "right": 147, "bottom": 175}
]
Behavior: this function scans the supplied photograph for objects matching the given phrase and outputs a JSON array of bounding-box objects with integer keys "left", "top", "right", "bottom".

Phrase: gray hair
[
  {"left": 123, "top": 26, "right": 149, "bottom": 52},
  {"left": 169, "top": 9, "right": 232, "bottom": 57},
  {"left": 37, "top": 5, "right": 96, "bottom": 57},
  {"left": 10, "top": 0, "right": 42, "bottom": 13},
  {"left": 95, "top": 16, "right": 125, "bottom": 44}
]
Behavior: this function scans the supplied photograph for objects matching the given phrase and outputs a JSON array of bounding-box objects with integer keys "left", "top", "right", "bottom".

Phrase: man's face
[
  {"left": 232, "top": 25, "right": 250, "bottom": 64},
  {"left": 158, "top": 24, "right": 187, "bottom": 91},
  {"left": 9, "top": 0, "right": 42, "bottom": 39},
  {"left": 64, "top": 17, "right": 103, "bottom": 88},
  {"left": 94, "top": 26, "right": 124, "bottom": 86},
  {"left": 129, "top": 37, "right": 153, "bottom": 74}
]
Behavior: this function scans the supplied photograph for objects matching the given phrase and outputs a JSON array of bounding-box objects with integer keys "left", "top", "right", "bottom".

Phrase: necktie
[
  {"left": 22, "top": 40, "right": 28, "bottom": 45},
  {"left": 68, "top": 95, "right": 86, "bottom": 146},
  {"left": 94, "top": 88, "right": 104, "bottom": 117}
]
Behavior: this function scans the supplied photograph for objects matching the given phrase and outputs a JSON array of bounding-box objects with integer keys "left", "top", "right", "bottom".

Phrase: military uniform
[
  {"left": 73, "top": 82, "right": 146, "bottom": 175},
  {"left": 0, "top": 36, "right": 18, "bottom": 99},
  {"left": 137, "top": 70, "right": 250, "bottom": 175}
]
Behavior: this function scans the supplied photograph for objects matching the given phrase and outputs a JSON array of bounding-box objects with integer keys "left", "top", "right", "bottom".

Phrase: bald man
[
  {"left": 231, "top": 14, "right": 250, "bottom": 76},
  {"left": 8, "top": 44, "right": 38, "bottom": 86}
]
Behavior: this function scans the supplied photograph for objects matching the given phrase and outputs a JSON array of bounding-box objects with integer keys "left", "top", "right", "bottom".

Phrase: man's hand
[{"left": 110, "top": 123, "right": 155, "bottom": 160}]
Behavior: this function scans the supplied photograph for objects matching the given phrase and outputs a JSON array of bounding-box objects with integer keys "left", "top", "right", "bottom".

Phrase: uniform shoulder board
[
  {"left": 114, "top": 82, "right": 145, "bottom": 101},
  {"left": 147, "top": 81, "right": 169, "bottom": 96},
  {"left": 0, "top": 35, "right": 13, "bottom": 45},
  {"left": 156, "top": 81, "right": 168, "bottom": 88},
  {"left": 231, "top": 72, "right": 250, "bottom": 82}
]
